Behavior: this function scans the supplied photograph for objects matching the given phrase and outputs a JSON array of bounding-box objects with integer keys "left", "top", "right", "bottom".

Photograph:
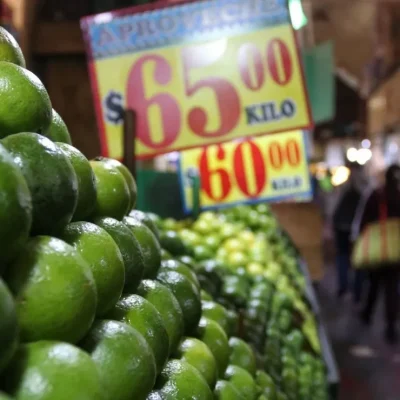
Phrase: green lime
[
  {"left": 157, "top": 270, "right": 201, "bottom": 335},
  {"left": 201, "top": 301, "right": 231, "bottom": 336},
  {"left": 224, "top": 365, "right": 257, "bottom": 400},
  {"left": 161, "top": 248, "right": 172, "bottom": 260},
  {"left": 214, "top": 380, "right": 243, "bottom": 400},
  {"left": 2, "top": 341, "right": 101, "bottom": 400},
  {"left": 193, "top": 245, "right": 214, "bottom": 261},
  {"left": 0, "top": 27, "right": 25, "bottom": 66},
  {"left": 108, "top": 294, "right": 169, "bottom": 375},
  {"left": 201, "top": 290, "right": 213, "bottom": 301},
  {"left": 124, "top": 216, "right": 161, "bottom": 279},
  {"left": 160, "top": 259, "right": 200, "bottom": 290},
  {"left": 147, "top": 212, "right": 162, "bottom": 227},
  {"left": 81, "top": 320, "right": 156, "bottom": 400},
  {"left": 162, "top": 218, "right": 179, "bottom": 231},
  {"left": 0, "top": 62, "right": 51, "bottom": 137},
  {"left": 196, "top": 317, "right": 230, "bottom": 378},
  {"left": 5, "top": 236, "right": 96, "bottom": 343},
  {"left": 0, "top": 279, "right": 18, "bottom": 373},
  {"left": 1, "top": 132, "right": 78, "bottom": 235},
  {"left": 255, "top": 370, "right": 276, "bottom": 398},
  {"left": 176, "top": 255, "right": 196, "bottom": 268},
  {"left": 94, "top": 217, "right": 144, "bottom": 293},
  {"left": 98, "top": 157, "right": 137, "bottom": 210},
  {"left": 159, "top": 230, "right": 187, "bottom": 256},
  {"left": 0, "top": 144, "right": 31, "bottom": 266},
  {"left": 146, "top": 392, "right": 163, "bottom": 400},
  {"left": 226, "top": 310, "right": 239, "bottom": 337},
  {"left": 129, "top": 209, "right": 160, "bottom": 239},
  {"left": 61, "top": 221, "right": 125, "bottom": 316},
  {"left": 44, "top": 109, "right": 72, "bottom": 144},
  {"left": 203, "top": 235, "right": 220, "bottom": 252},
  {"left": 90, "top": 160, "right": 130, "bottom": 220},
  {"left": 228, "top": 337, "right": 257, "bottom": 376},
  {"left": 156, "top": 359, "right": 213, "bottom": 400},
  {"left": 174, "top": 337, "right": 218, "bottom": 388},
  {"left": 57, "top": 143, "right": 96, "bottom": 221},
  {"left": 137, "top": 280, "right": 184, "bottom": 353}
]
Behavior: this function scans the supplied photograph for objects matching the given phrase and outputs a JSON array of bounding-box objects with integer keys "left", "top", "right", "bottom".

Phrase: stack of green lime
[{"left": 0, "top": 26, "right": 328, "bottom": 400}]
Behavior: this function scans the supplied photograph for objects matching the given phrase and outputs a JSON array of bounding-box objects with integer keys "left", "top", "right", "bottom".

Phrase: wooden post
[{"left": 123, "top": 109, "right": 136, "bottom": 180}]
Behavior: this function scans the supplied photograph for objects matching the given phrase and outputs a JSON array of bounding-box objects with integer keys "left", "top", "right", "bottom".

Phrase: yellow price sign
[
  {"left": 179, "top": 130, "right": 312, "bottom": 212},
  {"left": 82, "top": 0, "right": 313, "bottom": 159}
]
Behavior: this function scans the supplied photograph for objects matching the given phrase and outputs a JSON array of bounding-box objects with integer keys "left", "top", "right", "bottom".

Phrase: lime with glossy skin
[
  {"left": 124, "top": 216, "right": 161, "bottom": 279},
  {"left": 129, "top": 209, "right": 160, "bottom": 239},
  {"left": 196, "top": 317, "right": 230, "bottom": 378},
  {"left": 201, "top": 290, "right": 213, "bottom": 301},
  {"left": 159, "top": 230, "right": 187, "bottom": 256},
  {"left": 0, "top": 143, "right": 31, "bottom": 267},
  {"left": 161, "top": 248, "right": 172, "bottom": 260},
  {"left": 2, "top": 132, "right": 78, "bottom": 235},
  {"left": 156, "top": 359, "right": 213, "bottom": 400},
  {"left": 97, "top": 157, "right": 137, "bottom": 210},
  {"left": 224, "top": 365, "right": 257, "bottom": 400},
  {"left": 160, "top": 259, "right": 200, "bottom": 290},
  {"left": 81, "top": 320, "right": 156, "bottom": 400},
  {"left": 90, "top": 160, "right": 130, "bottom": 220},
  {"left": 44, "top": 109, "right": 72, "bottom": 144},
  {"left": 94, "top": 217, "right": 145, "bottom": 293},
  {"left": 108, "top": 294, "right": 169, "bottom": 375},
  {"left": 201, "top": 301, "right": 231, "bottom": 336},
  {"left": 5, "top": 236, "right": 97, "bottom": 343},
  {"left": 157, "top": 270, "right": 201, "bottom": 335},
  {"left": 0, "top": 62, "right": 51, "bottom": 137},
  {"left": 228, "top": 337, "right": 257, "bottom": 376},
  {"left": 146, "top": 392, "right": 163, "bottom": 400},
  {"left": 174, "top": 337, "right": 218, "bottom": 388},
  {"left": 214, "top": 380, "right": 243, "bottom": 400},
  {"left": 2, "top": 341, "right": 102, "bottom": 400},
  {"left": 61, "top": 222, "right": 125, "bottom": 317},
  {"left": 0, "top": 26, "right": 25, "bottom": 66},
  {"left": 137, "top": 280, "right": 184, "bottom": 353},
  {"left": 57, "top": 142, "right": 96, "bottom": 221},
  {"left": 0, "top": 278, "right": 18, "bottom": 374}
]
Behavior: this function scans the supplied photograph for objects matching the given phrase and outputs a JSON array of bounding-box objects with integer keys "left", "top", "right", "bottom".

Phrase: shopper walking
[
  {"left": 332, "top": 164, "right": 364, "bottom": 301},
  {"left": 353, "top": 164, "right": 400, "bottom": 344}
]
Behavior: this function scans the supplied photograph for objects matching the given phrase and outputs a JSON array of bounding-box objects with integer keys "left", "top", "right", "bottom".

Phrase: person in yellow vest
[{"left": 354, "top": 164, "right": 400, "bottom": 344}]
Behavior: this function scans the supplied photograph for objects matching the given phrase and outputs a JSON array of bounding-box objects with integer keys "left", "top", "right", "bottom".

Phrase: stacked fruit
[
  {"left": 0, "top": 26, "right": 329, "bottom": 400},
  {"left": 157, "top": 206, "right": 330, "bottom": 400}
]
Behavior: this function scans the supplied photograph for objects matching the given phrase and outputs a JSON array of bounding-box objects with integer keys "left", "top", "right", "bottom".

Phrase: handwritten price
[{"left": 126, "top": 37, "right": 294, "bottom": 150}]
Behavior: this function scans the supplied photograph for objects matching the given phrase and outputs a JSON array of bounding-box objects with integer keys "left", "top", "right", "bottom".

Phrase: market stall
[{"left": 0, "top": 0, "right": 339, "bottom": 399}]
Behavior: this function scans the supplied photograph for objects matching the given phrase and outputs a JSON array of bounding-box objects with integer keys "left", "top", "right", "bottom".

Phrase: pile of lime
[{"left": 0, "top": 26, "right": 329, "bottom": 400}]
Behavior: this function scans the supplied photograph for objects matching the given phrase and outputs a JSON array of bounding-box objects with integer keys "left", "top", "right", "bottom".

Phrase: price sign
[
  {"left": 179, "top": 130, "right": 312, "bottom": 212},
  {"left": 81, "top": 0, "right": 312, "bottom": 159}
]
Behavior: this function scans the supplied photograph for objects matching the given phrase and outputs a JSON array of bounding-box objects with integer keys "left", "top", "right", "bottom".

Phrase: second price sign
[{"left": 179, "top": 130, "right": 312, "bottom": 212}]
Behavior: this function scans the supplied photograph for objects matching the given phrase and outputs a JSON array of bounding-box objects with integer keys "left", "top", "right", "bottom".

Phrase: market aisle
[{"left": 317, "top": 267, "right": 400, "bottom": 400}]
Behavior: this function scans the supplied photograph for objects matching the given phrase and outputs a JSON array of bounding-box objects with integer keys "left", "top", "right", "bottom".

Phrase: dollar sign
[{"left": 104, "top": 91, "right": 124, "bottom": 125}]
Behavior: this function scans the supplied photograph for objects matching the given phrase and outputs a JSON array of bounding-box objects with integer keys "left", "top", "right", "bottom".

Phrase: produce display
[{"left": 0, "top": 26, "right": 330, "bottom": 400}]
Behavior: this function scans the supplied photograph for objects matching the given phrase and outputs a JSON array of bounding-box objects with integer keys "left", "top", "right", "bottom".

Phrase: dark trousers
[
  {"left": 334, "top": 229, "right": 364, "bottom": 302},
  {"left": 363, "top": 267, "right": 400, "bottom": 332}
]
